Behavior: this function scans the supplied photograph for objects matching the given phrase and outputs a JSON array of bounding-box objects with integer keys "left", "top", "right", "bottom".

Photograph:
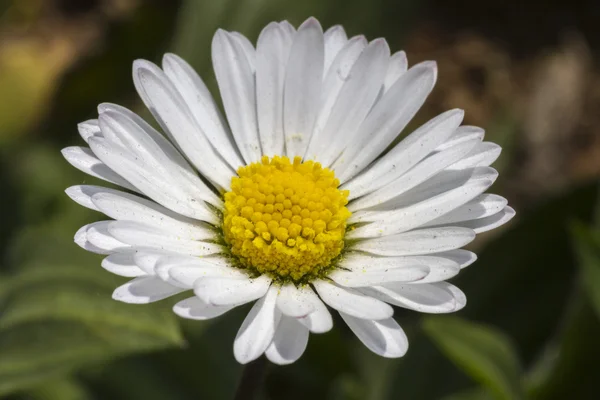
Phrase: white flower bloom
[{"left": 63, "top": 17, "right": 514, "bottom": 365}]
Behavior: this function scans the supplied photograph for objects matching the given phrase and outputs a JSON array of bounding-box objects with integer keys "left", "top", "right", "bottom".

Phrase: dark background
[{"left": 0, "top": 0, "right": 599, "bottom": 399}]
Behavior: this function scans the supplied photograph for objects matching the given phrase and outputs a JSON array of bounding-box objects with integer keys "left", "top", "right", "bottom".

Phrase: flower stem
[{"left": 233, "top": 357, "right": 268, "bottom": 400}]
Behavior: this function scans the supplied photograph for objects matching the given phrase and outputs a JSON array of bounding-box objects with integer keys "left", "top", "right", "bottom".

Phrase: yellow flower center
[{"left": 223, "top": 156, "right": 351, "bottom": 282}]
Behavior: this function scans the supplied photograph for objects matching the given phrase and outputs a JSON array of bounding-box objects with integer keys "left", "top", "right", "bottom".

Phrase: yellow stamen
[{"left": 223, "top": 156, "right": 351, "bottom": 282}]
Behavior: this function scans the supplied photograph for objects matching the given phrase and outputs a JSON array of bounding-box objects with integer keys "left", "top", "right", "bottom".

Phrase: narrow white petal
[
  {"left": 297, "top": 286, "right": 333, "bottom": 333},
  {"left": 283, "top": 17, "right": 324, "bottom": 158},
  {"left": 340, "top": 313, "right": 408, "bottom": 358},
  {"left": 435, "top": 249, "right": 477, "bottom": 269},
  {"left": 351, "top": 227, "right": 476, "bottom": 256},
  {"left": 323, "top": 25, "right": 348, "bottom": 73},
  {"left": 349, "top": 179, "right": 494, "bottom": 238},
  {"left": 342, "top": 109, "right": 463, "bottom": 199},
  {"left": 378, "top": 166, "right": 498, "bottom": 210},
  {"left": 194, "top": 275, "right": 272, "bottom": 306},
  {"left": 98, "top": 103, "right": 216, "bottom": 198},
  {"left": 61, "top": 146, "right": 137, "bottom": 192},
  {"left": 383, "top": 51, "right": 408, "bottom": 93},
  {"left": 162, "top": 53, "right": 243, "bottom": 169},
  {"left": 306, "top": 38, "right": 390, "bottom": 166},
  {"left": 112, "top": 276, "right": 185, "bottom": 304},
  {"left": 422, "top": 194, "right": 507, "bottom": 227},
  {"left": 329, "top": 265, "right": 428, "bottom": 287},
  {"left": 65, "top": 185, "right": 113, "bottom": 211},
  {"left": 91, "top": 189, "right": 216, "bottom": 240},
  {"left": 349, "top": 137, "right": 478, "bottom": 211},
  {"left": 234, "top": 285, "right": 282, "bottom": 364},
  {"left": 334, "top": 61, "right": 438, "bottom": 182},
  {"left": 276, "top": 284, "right": 316, "bottom": 317},
  {"left": 212, "top": 30, "right": 261, "bottom": 163},
  {"left": 88, "top": 137, "right": 217, "bottom": 223},
  {"left": 313, "top": 280, "right": 393, "bottom": 320},
  {"left": 305, "top": 36, "right": 367, "bottom": 161},
  {"left": 360, "top": 282, "right": 458, "bottom": 313},
  {"left": 86, "top": 221, "right": 129, "bottom": 254},
  {"left": 77, "top": 119, "right": 101, "bottom": 143},
  {"left": 230, "top": 31, "right": 256, "bottom": 71},
  {"left": 450, "top": 206, "right": 516, "bottom": 233},
  {"left": 132, "top": 60, "right": 236, "bottom": 189},
  {"left": 256, "top": 22, "right": 293, "bottom": 157},
  {"left": 435, "top": 126, "right": 484, "bottom": 151},
  {"left": 173, "top": 296, "right": 235, "bottom": 320},
  {"left": 168, "top": 262, "right": 245, "bottom": 287},
  {"left": 339, "top": 252, "right": 461, "bottom": 283},
  {"left": 449, "top": 142, "right": 502, "bottom": 169},
  {"left": 102, "top": 252, "right": 145, "bottom": 277},
  {"left": 266, "top": 316, "right": 309, "bottom": 365},
  {"left": 133, "top": 250, "right": 172, "bottom": 275},
  {"left": 108, "top": 221, "right": 223, "bottom": 257}
]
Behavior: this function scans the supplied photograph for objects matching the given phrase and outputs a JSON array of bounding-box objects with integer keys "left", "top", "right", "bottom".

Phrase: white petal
[
  {"left": 435, "top": 125, "right": 484, "bottom": 152},
  {"left": 340, "top": 313, "right": 408, "bottom": 358},
  {"left": 65, "top": 185, "right": 112, "bottom": 211},
  {"left": 212, "top": 30, "right": 261, "bottom": 163},
  {"left": 97, "top": 103, "right": 218, "bottom": 199},
  {"left": 450, "top": 206, "right": 516, "bottom": 233},
  {"left": 102, "top": 252, "right": 145, "bottom": 277},
  {"left": 360, "top": 282, "right": 458, "bottom": 313},
  {"left": 449, "top": 142, "right": 502, "bottom": 169},
  {"left": 342, "top": 109, "right": 463, "bottom": 199},
  {"left": 168, "top": 262, "right": 245, "bottom": 287},
  {"left": 297, "top": 286, "right": 333, "bottom": 333},
  {"left": 351, "top": 227, "right": 476, "bottom": 256},
  {"left": 265, "top": 315, "right": 309, "bottom": 365},
  {"left": 334, "top": 61, "right": 438, "bottom": 182},
  {"left": 383, "top": 51, "right": 408, "bottom": 93},
  {"left": 328, "top": 265, "right": 428, "bottom": 287},
  {"left": 276, "top": 284, "right": 316, "bottom": 317},
  {"left": 378, "top": 166, "right": 498, "bottom": 210},
  {"left": 306, "top": 38, "right": 390, "bottom": 166},
  {"left": 108, "top": 221, "right": 223, "bottom": 256},
  {"left": 91, "top": 189, "right": 216, "bottom": 240},
  {"left": 132, "top": 60, "right": 236, "bottom": 189},
  {"left": 85, "top": 221, "right": 129, "bottom": 254},
  {"left": 61, "top": 146, "right": 137, "bottom": 192},
  {"left": 230, "top": 31, "right": 256, "bottom": 71},
  {"left": 349, "top": 178, "right": 494, "bottom": 238},
  {"left": 422, "top": 194, "right": 507, "bottom": 227},
  {"left": 256, "top": 22, "right": 293, "bottom": 157},
  {"left": 173, "top": 296, "right": 235, "bottom": 320},
  {"left": 313, "top": 280, "right": 393, "bottom": 320},
  {"left": 323, "top": 25, "right": 347, "bottom": 73},
  {"left": 234, "top": 285, "right": 282, "bottom": 364},
  {"left": 305, "top": 36, "right": 367, "bottom": 161},
  {"left": 88, "top": 137, "right": 217, "bottom": 223},
  {"left": 77, "top": 119, "right": 101, "bottom": 143},
  {"left": 349, "top": 137, "right": 478, "bottom": 211},
  {"left": 161, "top": 53, "right": 243, "bottom": 169},
  {"left": 435, "top": 249, "right": 477, "bottom": 269},
  {"left": 340, "top": 252, "right": 461, "bottom": 283},
  {"left": 283, "top": 17, "right": 324, "bottom": 158},
  {"left": 112, "top": 276, "right": 185, "bottom": 304},
  {"left": 194, "top": 275, "right": 272, "bottom": 306},
  {"left": 133, "top": 250, "right": 171, "bottom": 275}
]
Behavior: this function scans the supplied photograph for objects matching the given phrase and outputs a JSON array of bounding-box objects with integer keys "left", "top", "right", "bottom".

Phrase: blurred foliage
[{"left": 0, "top": 0, "right": 599, "bottom": 399}]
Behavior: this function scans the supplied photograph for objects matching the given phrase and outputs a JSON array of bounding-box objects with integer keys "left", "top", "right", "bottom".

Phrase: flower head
[{"left": 63, "top": 17, "right": 514, "bottom": 365}]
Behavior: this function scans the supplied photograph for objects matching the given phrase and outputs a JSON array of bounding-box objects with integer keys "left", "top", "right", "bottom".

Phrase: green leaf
[
  {"left": 423, "top": 316, "right": 525, "bottom": 400},
  {"left": 22, "top": 378, "right": 92, "bottom": 400},
  {"left": 0, "top": 262, "right": 183, "bottom": 396},
  {"left": 571, "top": 222, "right": 600, "bottom": 315},
  {"left": 442, "top": 387, "right": 495, "bottom": 400}
]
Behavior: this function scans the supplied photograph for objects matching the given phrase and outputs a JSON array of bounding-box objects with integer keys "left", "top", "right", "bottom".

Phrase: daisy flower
[{"left": 63, "top": 17, "right": 514, "bottom": 365}]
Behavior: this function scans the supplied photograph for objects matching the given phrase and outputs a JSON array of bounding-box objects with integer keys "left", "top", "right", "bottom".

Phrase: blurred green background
[{"left": 1, "top": 0, "right": 599, "bottom": 399}]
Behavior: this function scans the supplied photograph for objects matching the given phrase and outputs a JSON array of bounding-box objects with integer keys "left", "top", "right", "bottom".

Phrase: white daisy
[{"left": 63, "top": 17, "right": 514, "bottom": 365}]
